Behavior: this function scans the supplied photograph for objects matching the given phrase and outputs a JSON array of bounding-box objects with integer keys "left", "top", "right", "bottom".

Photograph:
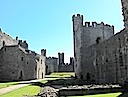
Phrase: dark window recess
[
  {"left": 119, "top": 55, "right": 123, "bottom": 66},
  {"left": 37, "top": 59, "right": 39, "bottom": 61},
  {"left": 125, "top": 66, "right": 127, "bottom": 70},
  {"left": 3, "top": 41, "right": 5, "bottom": 46},
  {"left": 12, "top": 72, "right": 14, "bottom": 74},
  {"left": 21, "top": 57, "right": 23, "bottom": 61},
  {"left": 86, "top": 72, "right": 90, "bottom": 80},
  {"left": 5, "top": 47, "right": 6, "bottom": 51},
  {"left": 96, "top": 37, "right": 101, "bottom": 44},
  {"left": 80, "top": 74, "right": 83, "bottom": 79},
  {"left": 27, "top": 62, "right": 28, "bottom": 64},
  {"left": 127, "top": 38, "right": 128, "bottom": 42},
  {"left": 106, "top": 59, "right": 108, "bottom": 62},
  {"left": 41, "top": 59, "right": 42, "bottom": 64}
]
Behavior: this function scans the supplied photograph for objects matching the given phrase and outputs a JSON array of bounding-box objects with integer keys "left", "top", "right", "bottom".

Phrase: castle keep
[
  {"left": 73, "top": 0, "right": 128, "bottom": 84},
  {"left": 0, "top": 29, "right": 46, "bottom": 81}
]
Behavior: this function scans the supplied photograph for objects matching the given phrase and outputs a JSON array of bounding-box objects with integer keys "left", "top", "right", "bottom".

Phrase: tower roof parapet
[{"left": 72, "top": 14, "right": 83, "bottom": 21}]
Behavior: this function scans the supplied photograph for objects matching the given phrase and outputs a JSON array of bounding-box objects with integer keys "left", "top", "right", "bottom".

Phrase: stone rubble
[{"left": 22, "top": 86, "right": 59, "bottom": 97}]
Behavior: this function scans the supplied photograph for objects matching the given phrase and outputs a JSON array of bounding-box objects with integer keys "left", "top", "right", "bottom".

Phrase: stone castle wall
[
  {"left": 73, "top": 14, "right": 114, "bottom": 80},
  {"left": 0, "top": 29, "right": 18, "bottom": 49},
  {"left": 0, "top": 45, "right": 37, "bottom": 81},
  {"left": 36, "top": 54, "right": 46, "bottom": 79},
  {"left": 0, "top": 29, "right": 46, "bottom": 81},
  {"left": 95, "top": 29, "right": 128, "bottom": 84},
  {"left": 72, "top": 0, "right": 128, "bottom": 84},
  {"left": 46, "top": 57, "right": 58, "bottom": 74}
]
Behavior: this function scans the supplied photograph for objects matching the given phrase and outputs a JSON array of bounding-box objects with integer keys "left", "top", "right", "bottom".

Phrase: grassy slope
[{"left": 0, "top": 85, "right": 40, "bottom": 97}]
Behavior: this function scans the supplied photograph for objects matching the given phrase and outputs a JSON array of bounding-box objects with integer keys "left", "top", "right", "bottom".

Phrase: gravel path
[
  {"left": 0, "top": 84, "right": 29, "bottom": 95},
  {"left": 0, "top": 79, "right": 42, "bottom": 95}
]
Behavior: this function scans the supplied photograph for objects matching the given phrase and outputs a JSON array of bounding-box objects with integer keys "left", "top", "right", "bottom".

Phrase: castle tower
[
  {"left": 72, "top": 14, "right": 83, "bottom": 58},
  {"left": 41, "top": 49, "right": 46, "bottom": 56},
  {"left": 72, "top": 14, "right": 84, "bottom": 79},
  {"left": 72, "top": 14, "right": 83, "bottom": 34},
  {"left": 121, "top": 0, "right": 128, "bottom": 29},
  {"left": 58, "top": 52, "right": 64, "bottom": 65}
]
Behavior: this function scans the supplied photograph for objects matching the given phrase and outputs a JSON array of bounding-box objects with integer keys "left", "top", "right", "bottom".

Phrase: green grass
[
  {"left": 45, "top": 72, "right": 75, "bottom": 78},
  {"left": 0, "top": 72, "right": 75, "bottom": 97},
  {"left": 0, "top": 82, "right": 20, "bottom": 89},
  {"left": 0, "top": 85, "right": 40, "bottom": 97},
  {"left": 68, "top": 92, "right": 122, "bottom": 97},
  {"left": 0, "top": 72, "right": 122, "bottom": 97},
  {"left": 40, "top": 72, "right": 75, "bottom": 84},
  {"left": 40, "top": 79, "right": 48, "bottom": 84}
]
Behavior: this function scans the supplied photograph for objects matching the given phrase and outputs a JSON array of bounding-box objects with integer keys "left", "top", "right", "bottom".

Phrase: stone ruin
[{"left": 22, "top": 86, "right": 59, "bottom": 97}]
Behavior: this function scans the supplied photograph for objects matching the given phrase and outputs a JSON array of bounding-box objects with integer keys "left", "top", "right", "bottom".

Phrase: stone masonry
[
  {"left": 46, "top": 52, "right": 74, "bottom": 74},
  {"left": 73, "top": 0, "right": 128, "bottom": 84},
  {"left": 0, "top": 29, "right": 46, "bottom": 81},
  {"left": 121, "top": 0, "right": 128, "bottom": 30},
  {"left": 46, "top": 57, "right": 58, "bottom": 74},
  {"left": 72, "top": 14, "right": 114, "bottom": 80}
]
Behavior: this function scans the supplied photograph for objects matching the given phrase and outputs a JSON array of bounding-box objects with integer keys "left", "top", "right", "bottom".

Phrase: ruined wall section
[
  {"left": 82, "top": 22, "right": 114, "bottom": 46},
  {"left": 23, "top": 52, "right": 37, "bottom": 80},
  {"left": 46, "top": 57, "right": 58, "bottom": 74},
  {"left": 58, "top": 63, "right": 74, "bottom": 72},
  {"left": 0, "top": 45, "right": 37, "bottom": 81},
  {"left": 95, "top": 29, "right": 128, "bottom": 84},
  {"left": 36, "top": 54, "right": 46, "bottom": 79},
  {"left": 0, "top": 29, "right": 18, "bottom": 49},
  {"left": 0, "top": 29, "right": 28, "bottom": 50},
  {"left": 72, "top": 14, "right": 114, "bottom": 79}
]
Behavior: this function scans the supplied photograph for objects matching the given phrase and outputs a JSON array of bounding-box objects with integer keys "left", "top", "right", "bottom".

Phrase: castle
[
  {"left": 0, "top": 29, "right": 46, "bottom": 81},
  {"left": 46, "top": 52, "right": 74, "bottom": 74},
  {"left": 73, "top": 0, "right": 128, "bottom": 84},
  {"left": 0, "top": 28, "right": 74, "bottom": 81}
]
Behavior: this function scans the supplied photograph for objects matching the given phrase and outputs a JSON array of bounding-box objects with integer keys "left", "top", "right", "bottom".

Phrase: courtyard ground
[{"left": 0, "top": 72, "right": 122, "bottom": 97}]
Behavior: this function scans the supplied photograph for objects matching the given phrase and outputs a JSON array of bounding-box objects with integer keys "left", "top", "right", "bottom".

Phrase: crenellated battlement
[
  {"left": 18, "top": 39, "right": 28, "bottom": 50},
  {"left": 72, "top": 14, "right": 114, "bottom": 34},
  {"left": 46, "top": 57, "right": 58, "bottom": 59},
  {"left": 72, "top": 14, "right": 84, "bottom": 32},
  {"left": 83, "top": 21, "right": 114, "bottom": 29},
  {"left": 72, "top": 14, "right": 83, "bottom": 21}
]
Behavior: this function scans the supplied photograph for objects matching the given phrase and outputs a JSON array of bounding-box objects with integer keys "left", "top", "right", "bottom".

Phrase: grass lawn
[
  {"left": 68, "top": 92, "right": 122, "bottom": 97},
  {"left": 0, "top": 72, "right": 75, "bottom": 97},
  {"left": 0, "top": 85, "right": 40, "bottom": 97},
  {"left": 45, "top": 72, "right": 75, "bottom": 78},
  {"left": 0, "top": 82, "right": 20, "bottom": 89},
  {"left": 0, "top": 72, "right": 122, "bottom": 97}
]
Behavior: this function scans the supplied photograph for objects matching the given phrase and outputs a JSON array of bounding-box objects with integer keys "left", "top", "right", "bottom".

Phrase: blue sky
[{"left": 0, "top": 0, "right": 124, "bottom": 63}]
